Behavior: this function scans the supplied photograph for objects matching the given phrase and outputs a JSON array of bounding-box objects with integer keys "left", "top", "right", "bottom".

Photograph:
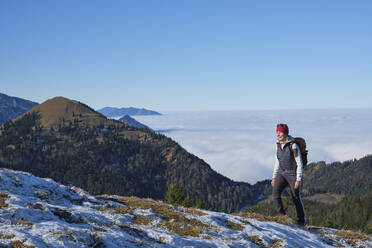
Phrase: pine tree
[{"left": 165, "top": 184, "right": 187, "bottom": 206}]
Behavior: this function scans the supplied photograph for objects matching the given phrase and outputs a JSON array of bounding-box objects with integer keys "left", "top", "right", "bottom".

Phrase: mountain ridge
[
  {"left": 0, "top": 92, "right": 38, "bottom": 125},
  {"left": 119, "top": 115, "right": 151, "bottom": 130},
  {"left": 98, "top": 106, "right": 161, "bottom": 117}
]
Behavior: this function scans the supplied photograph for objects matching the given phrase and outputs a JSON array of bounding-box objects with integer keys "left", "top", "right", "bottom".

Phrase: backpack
[{"left": 290, "top": 137, "right": 308, "bottom": 168}]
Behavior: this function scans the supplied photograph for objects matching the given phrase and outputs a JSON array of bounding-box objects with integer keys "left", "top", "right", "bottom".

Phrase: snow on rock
[{"left": 0, "top": 168, "right": 371, "bottom": 248}]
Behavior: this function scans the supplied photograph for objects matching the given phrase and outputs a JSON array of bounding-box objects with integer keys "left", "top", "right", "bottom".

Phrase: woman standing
[{"left": 271, "top": 123, "right": 306, "bottom": 226}]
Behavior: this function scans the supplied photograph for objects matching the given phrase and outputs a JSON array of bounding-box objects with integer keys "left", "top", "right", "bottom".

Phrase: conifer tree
[{"left": 165, "top": 184, "right": 187, "bottom": 206}]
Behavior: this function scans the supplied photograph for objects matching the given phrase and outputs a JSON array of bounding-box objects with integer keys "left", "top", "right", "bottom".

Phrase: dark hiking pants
[{"left": 272, "top": 172, "right": 305, "bottom": 224}]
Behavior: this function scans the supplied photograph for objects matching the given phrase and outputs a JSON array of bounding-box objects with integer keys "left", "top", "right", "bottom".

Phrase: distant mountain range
[
  {"left": 0, "top": 96, "right": 267, "bottom": 212},
  {"left": 0, "top": 92, "right": 38, "bottom": 125},
  {"left": 98, "top": 106, "right": 161, "bottom": 117}
]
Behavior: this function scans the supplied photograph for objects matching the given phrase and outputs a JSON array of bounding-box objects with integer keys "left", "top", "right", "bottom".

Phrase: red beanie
[{"left": 276, "top": 124, "right": 289, "bottom": 135}]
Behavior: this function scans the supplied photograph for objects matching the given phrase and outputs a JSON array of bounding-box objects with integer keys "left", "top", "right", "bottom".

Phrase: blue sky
[{"left": 1, "top": 1, "right": 371, "bottom": 111}]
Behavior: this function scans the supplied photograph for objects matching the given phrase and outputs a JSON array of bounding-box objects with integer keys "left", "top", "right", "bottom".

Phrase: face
[{"left": 277, "top": 131, "right": 287, "bottom": 142}]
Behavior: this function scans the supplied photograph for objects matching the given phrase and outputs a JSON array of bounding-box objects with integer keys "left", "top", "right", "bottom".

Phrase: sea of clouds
[{"left": 134, "top": 109, "right": 372, "bottom": 184}]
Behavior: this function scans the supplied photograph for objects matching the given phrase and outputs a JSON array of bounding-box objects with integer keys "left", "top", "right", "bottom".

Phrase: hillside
[
  {"left": 246, "top": 155, "right": 372, "bottom": 235},
  {"left": 258, "top": 155, "right": 372, "bottom": 202},
  {"left": 246, "top": 189, "right": 372, "bottom": 235},
  {"left": 302, "top": 156, "right": 372, "bottom": 197},
  {"left": 0, "top": 92, "right": 38, "bottom": 125},
  {"left": 1, "top": 168, "right": 371, "bottom": 248},
  {"left": 0, "top": 96, "right": 267, "bottom": 213}
]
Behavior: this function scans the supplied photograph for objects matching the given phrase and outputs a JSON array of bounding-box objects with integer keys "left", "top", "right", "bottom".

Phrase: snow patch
[{"left": 0, "top": 168, "right": 371, "bottom": 248}]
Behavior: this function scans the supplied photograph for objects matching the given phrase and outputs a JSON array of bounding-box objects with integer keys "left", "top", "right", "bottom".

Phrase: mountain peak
[{"left": 23, "top": 96, "right": 107, "bottom": 127}]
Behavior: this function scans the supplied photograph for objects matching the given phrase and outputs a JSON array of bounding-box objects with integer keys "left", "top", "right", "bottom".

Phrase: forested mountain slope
[{"left": 0, "top": 97, "right": 267, "bottom": 212}]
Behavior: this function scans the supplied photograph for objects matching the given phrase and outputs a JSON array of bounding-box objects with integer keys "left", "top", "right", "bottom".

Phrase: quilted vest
[{"left": 277, "top": 142, "right": 297, "bottom": 172}]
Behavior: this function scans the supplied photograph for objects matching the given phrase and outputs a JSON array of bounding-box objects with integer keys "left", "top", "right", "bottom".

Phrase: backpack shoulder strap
[{"left": 289, "top": 141, "right": 299, "bottom": 156}]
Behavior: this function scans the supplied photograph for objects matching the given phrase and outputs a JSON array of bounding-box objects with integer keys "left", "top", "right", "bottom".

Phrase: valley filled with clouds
[{"left": 134, "top": 109, "right": 372, "bottom": 184}]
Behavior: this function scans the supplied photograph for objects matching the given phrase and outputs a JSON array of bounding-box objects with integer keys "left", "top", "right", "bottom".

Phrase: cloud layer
[{"left": 134, "top": 109, "right": 372, "bottom": 184}]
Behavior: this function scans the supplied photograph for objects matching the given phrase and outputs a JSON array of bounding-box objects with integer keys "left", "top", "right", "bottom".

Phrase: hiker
[{"left": 271, "top": 123, "right": 306, "bottom": 226}]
